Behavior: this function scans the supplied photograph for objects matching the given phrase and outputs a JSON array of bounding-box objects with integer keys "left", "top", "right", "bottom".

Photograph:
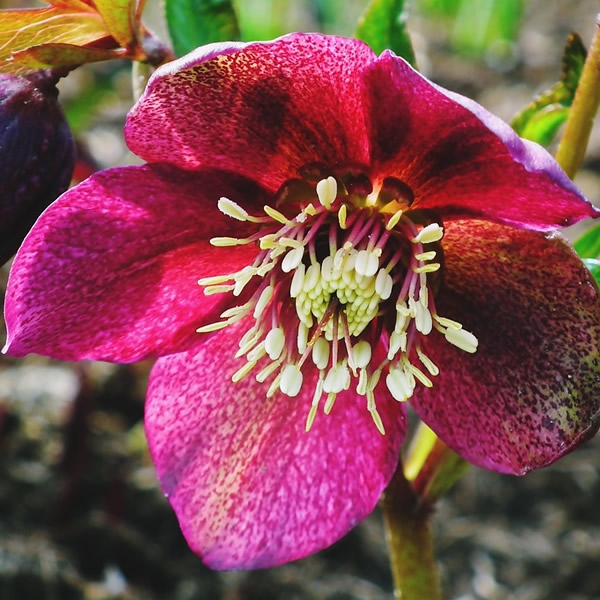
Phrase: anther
[
  {"left": 316, "top": 176, "right": 337, "bottom": 209},
  {"left": 218, "top": 197, "right": 249, "bottom": 221},
  {"left": 412, "top": 223, "right": 444, "bottom": 244},
  {"left": 281, "top": 246, "right": 305, "bottom": 272},
  {"left": 444, "top": 327, "right": 478, "bottom": 353},
  {"left": 265, "top": 327, "right": 286, "bottom": 360},
  {"left": 280, "top": 364, "right": 304, "bottom": 397},
  {"left": 385, "top": 208, "right": 403, "bottom": 230}
]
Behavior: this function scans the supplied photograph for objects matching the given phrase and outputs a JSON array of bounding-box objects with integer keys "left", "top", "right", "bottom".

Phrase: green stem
[
  {"left": 403, "top": 421, "right": 438, "bottom": 481},
  {"left": 555, "top": 15, "right": 600, "bottom": 178},
  {"left": 412, "top": 438, "right": 470, "bottom": 505},
  {"left": 380, "top": 460, "right": 441, "bottom": 600}
]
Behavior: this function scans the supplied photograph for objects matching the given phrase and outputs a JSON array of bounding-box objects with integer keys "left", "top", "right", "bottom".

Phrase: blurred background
[{"left": 1, "top": 0, "right": 600, "bottom": 598}]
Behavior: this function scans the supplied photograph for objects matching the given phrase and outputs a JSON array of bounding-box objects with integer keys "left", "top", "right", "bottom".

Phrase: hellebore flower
[
  {"left": 0, "top": 69, "right": 75, "bottom": 265},
  {"left": 4, "top": 34, "right": 600, "bottom": 569}
]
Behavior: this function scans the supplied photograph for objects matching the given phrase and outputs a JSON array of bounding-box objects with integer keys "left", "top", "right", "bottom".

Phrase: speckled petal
[
  {"left": 125, "top": 33, "right": 374, "bottom": 191},
  {"left": 3, "top": 164, "right": 267, "bottom": 361},
  {"left": 145, "top": 319, "right": 405, "bottom": 569},
  {"left": 411, "top": 220, "right": 600, "bottom": 474},
  {"left": 362, "top": 53, "right": 597, "bottom": 230}
]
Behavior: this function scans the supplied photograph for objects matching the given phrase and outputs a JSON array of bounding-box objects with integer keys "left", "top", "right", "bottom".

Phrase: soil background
[{"left": 2, "top": 1, "right": 600, "bottom": 599}]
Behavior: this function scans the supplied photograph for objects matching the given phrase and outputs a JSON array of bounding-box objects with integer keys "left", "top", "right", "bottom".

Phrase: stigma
[{"left": 197, "top": 172, "right": 478, "bottom": 434}]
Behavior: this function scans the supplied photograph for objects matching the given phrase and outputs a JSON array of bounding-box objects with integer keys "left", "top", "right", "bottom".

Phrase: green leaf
[
  {"left": 518, "top": 105, "right": 569, "bottom": 147},
  {"left": 165, "top": 0, "right": 240, "bottom": 57},
  {"left": 511, "top": 33, "right": 587, "bottom": 145},
  {"left": 584, "top": 259, "right": 600, "bottom": 289},
  {"left": 356, "top": 0, "right": 416, "bottom": 66},
  {"left": 574, "top": 223, "right": 600, "bottom": 260}
]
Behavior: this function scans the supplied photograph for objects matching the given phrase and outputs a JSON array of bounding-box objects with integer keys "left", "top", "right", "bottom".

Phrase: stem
[
  {"left": 412, "top": 437, "right": 470, "bottom": 505},
  {"left": 403, "top": 421, "right": 438, "bottom": 481},
  {"left": 380, "top": 460, "right": 441, "bottom": 600},
  {"left": 555, "top": 15, "right": 600, "bottom": 178}
]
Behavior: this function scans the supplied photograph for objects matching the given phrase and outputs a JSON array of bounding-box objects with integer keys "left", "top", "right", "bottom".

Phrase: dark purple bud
[{"left": 0, "top": 69, "right": 75, "bottom": 266}]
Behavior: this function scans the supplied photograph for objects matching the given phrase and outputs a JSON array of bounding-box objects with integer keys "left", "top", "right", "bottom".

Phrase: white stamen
[
  {"left": 415, "top": 250, "right": 437, "bottom": 262},
  {"left": 388, "top": 331, "right": 406, "bottom": 360},
  {"left": 445, "top": 327, "right": 478, "bottom": 353},
  {"left": 203, "top": 284, "right": 234, "bottom": 295},
  {"left": 316, "top": 176, "right": 337, "bottom": 209},
  {"left": 355, "top": 249, "right": 379, "bottom": 277},
  {"left": 375, "top": 269, "right": 393, "bottom": 300},
  {"left": 218, "top": 197, "right": 248, "bottom": 221},
  {"left": 280, "top": 364, "right": 303, "bottom": 397},
  {"left": 281, "top": 246, "right": 305, "bottom": 272},
  {"left": 408, "top": 364, "right": 433, "bottom": 388},
  {"left": 323, "top": 364, "right": 351, "bottom": 394},
  {"left": 198, "top": 274, "right": 231, "bottom": 286},
  {"left": 256, "top": 360, "right": 282, "bottom": 383},
  {"left": 233, "top": 266, "right": 257, "bottom": 296},
  {"left": 278, "top": 237, "right": 304, "bottom": 248},
  {"left": 305, "top": 378, "right": 324, "bottom": 431},
  {"left": 412, "top": 223, "right": 444, "bottom": 244},
  {"left": 411, "top": 298, "right": 433, "bottom": 335},
  {"left": 246, "top": 341, "right": 266, "bottom": 363},
  {"left": 265, "top": 327, "right": 286, "bottom": 360},
  {"left": 312, "top": 337, "right": 330, "bottom": 370},
  {"left": 386, "top": 209, "right": 403, "bottom": 230},
  {"left": 220, "top": 304, "right": 250, "bottom": 319},
  {"left": 386, "top": 367, "right": 413, "bottom": 402},
  {"left": 324, "top": 392, "right": 337, "bottom": 414},
  {"left": 369, "top": 406, "right": 386, "bottom": 435},
  {"left": 303, "top": 263, "right": 321, "bottom": 291},
  {"left": 263, "top": 205, "right": 291, "bottom": 224},
  {"left": 417, "top": 348, "right": 440, "bottom": 376},
  {"left": 196, "top": 321, "right": 229, "bottom": 334},
  {"left": 290, "top": 263, "right": 306, "bottom": 297},
  {"left": 413, "top": 262, "right": 441, "bottom": 274},
  {"left": 259, "top": 234, "right": 278, "bottom": 249},
  {"left": 253, "top": 285, "right": 273, "bottom": 319},
  {"left": 338, "top": 204, "right": 348, "bottom": 229},
  {"left": 297, "top": 322, "right": 309, "bottom": 354},
  {"left": 210, "top": 236, "right": 247, "bottom": 247},
  {"left": 357, "top": 368, "right": 369, "bottom": 395},
  {"left": 353, "top": 341, "right": 372, "bottom": 369},
  {"left": 232, "top": 360, "right": 257, "bottom": 382}
]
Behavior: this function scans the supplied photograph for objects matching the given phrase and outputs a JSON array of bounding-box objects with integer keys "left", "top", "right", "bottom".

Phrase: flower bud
[{"left": 0, "top": 70, "right": 75, "bottom": 265}]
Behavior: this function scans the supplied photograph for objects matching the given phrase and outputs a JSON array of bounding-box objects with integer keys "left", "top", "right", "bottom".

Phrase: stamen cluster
[{"left": 197, "top": 175, "right": 478, "bottom": 433}]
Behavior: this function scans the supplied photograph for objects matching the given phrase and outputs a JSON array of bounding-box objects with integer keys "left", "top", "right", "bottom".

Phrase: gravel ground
[{"left": 2, "top": 1, "right": 600, "bottom": 599}]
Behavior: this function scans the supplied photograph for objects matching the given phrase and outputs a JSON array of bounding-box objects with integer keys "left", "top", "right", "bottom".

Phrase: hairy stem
[{"left": 380, "top": 460, "right": 441, "bottom": 600}]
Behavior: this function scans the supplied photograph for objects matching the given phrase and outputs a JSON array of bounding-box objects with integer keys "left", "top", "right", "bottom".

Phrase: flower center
[{"left": 197, "top": 169, "right": 478, "bottom": 433}]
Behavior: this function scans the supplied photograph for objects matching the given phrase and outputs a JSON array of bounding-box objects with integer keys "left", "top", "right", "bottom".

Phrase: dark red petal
[
  {"left": 412, "top": 220, "right": 600, "bottom": 474},
  {"left": 362, "top": 53, "right": 597, "bottom": 230},
  {"left": 125, "top": 33, "right": 375, "bottom": 190},
  {"left": 145, "top": 320, "right": 406, "bottom": 569},
  {"left": 4, "top": 164, "right": 266, "bottom": 361}
]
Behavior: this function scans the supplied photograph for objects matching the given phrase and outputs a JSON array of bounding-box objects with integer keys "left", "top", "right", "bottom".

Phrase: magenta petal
[
  {"left": 362, "top": 53, "right": 597, "bottom": 230},
  {"left": 125, "top": 33, "right": 375, "bottom": 190},
  {"left": 4, "top": 164, "right": 266, "bottom": 361},
  {"left": 412, "top": 220, "right": 600, "bottom": 474},
  {"left": 145, "top": 320, "right": 405, "bottom": 569}
]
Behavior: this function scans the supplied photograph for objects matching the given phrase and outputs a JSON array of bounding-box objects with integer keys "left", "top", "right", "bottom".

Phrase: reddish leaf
[
  {"left": 10, "top": 43, "right": 125, "bottom": 72},
  {"left": 0, "top": 7, "right": 112, "bottom": 74}
]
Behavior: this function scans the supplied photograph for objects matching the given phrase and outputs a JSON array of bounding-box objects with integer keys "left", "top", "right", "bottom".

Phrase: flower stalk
[
  {"left": 381, "top": 460, "right": 441, "bottom": 600},
  {"left": 555, "top": 14, "right": 600, "bottom": 178}
]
